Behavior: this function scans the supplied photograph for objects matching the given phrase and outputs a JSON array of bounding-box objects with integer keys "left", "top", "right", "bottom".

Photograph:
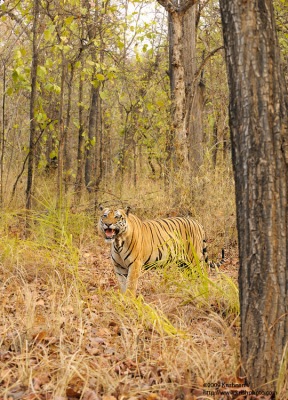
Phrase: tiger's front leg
[
  {"left": 125, "top": 260, "right": 142, "bottom": 296},
  {"left": 114, "top": 265, "right": 129, "bottom": 293}
]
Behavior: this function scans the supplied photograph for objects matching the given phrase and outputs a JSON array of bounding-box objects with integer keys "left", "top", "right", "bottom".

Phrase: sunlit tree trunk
[
  {"left": 220, "top": 0, "right": 288, "bottom": 392},
  {"left": 183, "top": 4, "right": 204, "bottom": 172},
  {"left": 158, "top": 0, "right": 203, "bottom": 175}
]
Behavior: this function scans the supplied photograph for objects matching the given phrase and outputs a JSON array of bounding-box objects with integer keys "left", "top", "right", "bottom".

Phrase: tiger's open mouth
[{"left": 104, "top": 228, "right": 119, "bottom": 240}]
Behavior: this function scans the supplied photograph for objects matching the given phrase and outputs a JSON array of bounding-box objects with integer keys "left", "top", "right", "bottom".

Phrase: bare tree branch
[
  {"left": 194, "top": 45, "right": 224, "bottom": 83},
  {"left": 0, "top": 0, "right": 22, "bottom": 17},
  {"left": 1, "top": 10, "right": 30, "bottom": 38}
]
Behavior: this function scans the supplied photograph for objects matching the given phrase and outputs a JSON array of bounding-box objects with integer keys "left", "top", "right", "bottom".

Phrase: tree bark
[
  {"left": 169, "top": 10, "right": 188, "bottom": 170},
  {"left": 85, "top": 83, "right": 98, "bottom": 192},
  {"left": 159, "top": 0, "right": 208, "bottom": 176},
  {"left": 219, "top": 0, "right": 288, "bottom": 392},
  {"left": 1, "top": 60, "right": 6, "bottom": 206},
  {"left": 183, "top": 4, "right": 204, "bottom": 172},
  {"left": 84, "top": 0, "right": 102, "bottom": 196},
  {"left": 75, "top": 68, "right": 85, "bottom": 204},
  {"left": 56, "top": 50, "right": 66, "bottom": 208},
  {"left": 158, "top": 0, "right": 198, "bottom": 173},
  {"left": 26, "top": 0, "right": 40, "bottom": 211}
]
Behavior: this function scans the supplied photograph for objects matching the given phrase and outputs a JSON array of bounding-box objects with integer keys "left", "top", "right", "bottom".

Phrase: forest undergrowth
[{"left": 0, "top": 171, "right": 283, "bottom": 400}]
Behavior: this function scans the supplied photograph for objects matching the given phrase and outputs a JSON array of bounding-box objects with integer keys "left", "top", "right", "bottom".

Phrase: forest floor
[{"left": 0, "top": 216, "right": 277, "bottom": 400}]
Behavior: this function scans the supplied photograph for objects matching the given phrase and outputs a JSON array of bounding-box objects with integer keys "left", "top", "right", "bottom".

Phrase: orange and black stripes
[{"left": 98, "top": 207, "right": 211, "bottom": 294}]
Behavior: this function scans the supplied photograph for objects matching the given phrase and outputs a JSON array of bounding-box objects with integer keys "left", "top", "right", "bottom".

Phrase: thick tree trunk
[
  {"left": 170, "top": 11, "right": 189, "bottom": 170},
  {"left": 219, "top": 0, "right": 288, "bottom": 392},
  {"left": 158, "top": 0, "right": 198, "bottom": 174},
  {"left": 183, "top": 5, "right": 204, "bottom": 172}
]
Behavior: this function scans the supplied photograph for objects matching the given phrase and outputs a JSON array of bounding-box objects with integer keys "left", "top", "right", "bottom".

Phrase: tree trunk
[
  {"left": 158, "top": 0, "right": 198, "bottom": 174},
  {"left": 169, "top": 10, "right": 189, "bottom": 170},
  {"left": 56, "top": 51, "right": 66, "bottom": 208},
  {"left": 183, "top": 4, "right": 204, "bottom": 172},
  {"left": 84, "top": 0, "right": 101, "bottom": 195},
  {"left": 1, "top": 61, "right": 6, "bottom": 206},
  {"left": 75, "top": 70, "right": 85, "bottom": 204},
  {"left": 94, "top": 91, "right": 103, "bottom": 208},
  {"left": 85, "top": 84, "right": 98, "bottom": 192},
  {"left": 63, "top": 65, "right": 74, "bottom": 193},
  {"left": 26, "top": 0, "right": 40, "bottom": 211},
  {"left": 219, "top": 0, "right": 288, "bottom": 392}
]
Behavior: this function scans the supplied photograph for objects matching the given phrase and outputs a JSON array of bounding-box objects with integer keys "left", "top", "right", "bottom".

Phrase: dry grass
[
  {"left": 0, "top": 202, "right": 242, "bottom": 400},
  {"left": 0, "top": 176, "right": 283, "bottom": 399}
]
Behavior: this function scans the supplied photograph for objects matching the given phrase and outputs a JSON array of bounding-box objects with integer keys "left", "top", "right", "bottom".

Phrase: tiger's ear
[
  {"left": 99, "top": 204, "right": 104, "bottom": 211},
  {"left": 125, "top": 206, "right": 131, "bottom": 215}
]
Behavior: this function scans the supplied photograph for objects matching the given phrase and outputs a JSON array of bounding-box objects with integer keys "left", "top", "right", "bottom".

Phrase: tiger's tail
[{"left": 203, "top": 240, "right": 225, "bottom": 269}]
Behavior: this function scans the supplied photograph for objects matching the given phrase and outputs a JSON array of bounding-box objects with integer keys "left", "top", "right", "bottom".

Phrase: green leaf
[
  {"left": 96, "top": 73, "right": 105, "bottom": 81},
  {"left": 37, "top": 65, "right": 47, "bottom": 78},
  {"left": 91, "top": 80, "right": 100, "bottom": 88},
  {"left": 65, "top": 16, "right": 74, "bottom": 25},
  {"left": 117, "top": 40, "right": 125, "bottom": 50},
  {"left": 100, "top": 90, "right": 109, "bottom": 100},
  {"left": 6, "top": 87, "right": 13, "bottom": 96},
  {"left": 12, "top": 69, "right": 19, "bottom": 82}
]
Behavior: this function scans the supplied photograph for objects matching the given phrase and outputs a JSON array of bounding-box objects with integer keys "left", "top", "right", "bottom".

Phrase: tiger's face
[{"left": 98, "top": 207, "right": 129, "bottom": 242}]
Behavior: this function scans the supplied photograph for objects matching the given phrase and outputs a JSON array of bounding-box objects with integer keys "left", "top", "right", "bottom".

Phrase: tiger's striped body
[{"left": 98, "top": 206, "right": 207, "bottom": 295}]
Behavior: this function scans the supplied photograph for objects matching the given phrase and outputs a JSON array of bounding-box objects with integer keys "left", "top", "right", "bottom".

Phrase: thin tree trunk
[
  {"left": 63, "top": 65, "right": 74, "bottom": 193},
  {"left": 75, "top": 69, "right": 85, "bottom": 204},
  {"left": 57, "top": 52, "right": 66, "bottom": 209},
  {"left": 84, "top": 0, "right": 99, "bottom": 194},
  {"left": 93, "top": 11, "right": 105, "bottom": 208},
  {"left": 94, "top": 90, "right": 103, "bottom": 208},
  {"left": 0, "top": 61, "right": 6, "bottom": 206},
  {"left": 220, "top": 0, "right": 288, "bottom": 392},
  {"left": 212, "top": 112, "right": 220, "bottom": 168},
  {"left": 85, "top": 84, "right": 98, "bottom": 192},
  {"left": 26, "top": 0, "right": 40, "bottom": 211}
]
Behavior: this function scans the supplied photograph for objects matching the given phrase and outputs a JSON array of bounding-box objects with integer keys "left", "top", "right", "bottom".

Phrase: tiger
[{"left": 98, "top": 205, "right": 217, "bottom": 295}]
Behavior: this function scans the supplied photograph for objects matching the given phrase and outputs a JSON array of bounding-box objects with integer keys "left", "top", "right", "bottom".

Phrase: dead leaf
[
  {"left": 66, "top": 386, "right": 81, "bottom": 398},
  {"left": 146, "top": 394, "right": 159, "bottom": 400},
  {"left": 102, "top": 396, "right": 117, "bottom": 400},
  {"left": 89, "top": 337, "right": 106, "bottom": 345},
  {"left": 195, "top": 376, "right": 204, "bottom": 388},
  {"left": 82, "top": 390, "right": 101, "bottom": 400},
  {"left": 108, "top": 321, "right": 120, "bottom": 335},
  {"left": 32, "top": 330, "right": 49, "bottom": 342},
  {"left": 32, "top": 373, "right": 50, "bottom": 390}
]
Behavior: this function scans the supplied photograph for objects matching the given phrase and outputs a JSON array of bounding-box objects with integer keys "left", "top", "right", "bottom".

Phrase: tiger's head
[{"left": 98, "top": 205, "right": 130, "bottom": 243}]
